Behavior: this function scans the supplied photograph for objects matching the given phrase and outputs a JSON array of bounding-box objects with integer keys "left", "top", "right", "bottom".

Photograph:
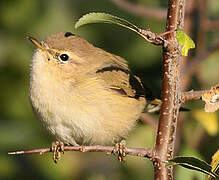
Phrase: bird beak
[{"left": 27, "top": 36, "right": 45, "bottom": 51}]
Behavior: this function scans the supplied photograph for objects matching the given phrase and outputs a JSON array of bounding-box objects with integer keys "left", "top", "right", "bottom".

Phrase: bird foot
[
  {"left": 51, "top": 141, "right": 65, "bottom": 163},
  {"left": 112, "top": 140, "right": 127, "bottom": 162}
]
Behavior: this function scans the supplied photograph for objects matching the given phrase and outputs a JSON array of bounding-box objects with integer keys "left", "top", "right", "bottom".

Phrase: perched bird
[{"left": 29, "top": 32, "right": 152, "bottom": 148}]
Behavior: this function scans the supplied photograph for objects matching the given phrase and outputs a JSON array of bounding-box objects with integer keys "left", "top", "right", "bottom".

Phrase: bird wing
[{"left": 96, "top": 55, "right": 145, "bottom": 99}]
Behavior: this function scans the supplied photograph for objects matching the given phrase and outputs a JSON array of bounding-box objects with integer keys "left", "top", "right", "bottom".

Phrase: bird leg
[
  {"left": 51, "top": 141, "right": 65, "bottom": 163},
  {"left": 112, "top": 140, "right": 127, "bottom": 162}
]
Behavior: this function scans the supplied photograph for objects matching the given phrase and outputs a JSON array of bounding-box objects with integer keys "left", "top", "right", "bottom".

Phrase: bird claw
[
  {"left": 51, "top": 141, "right": 65, "bottom": 163},
  {"left": 112, "top": 140, "right": 127, "bottom": 162}
]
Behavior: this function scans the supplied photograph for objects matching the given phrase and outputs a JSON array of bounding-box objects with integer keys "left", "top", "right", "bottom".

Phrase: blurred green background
[{"left": 0, "top": 0, "right": 218, "bottom": 179}]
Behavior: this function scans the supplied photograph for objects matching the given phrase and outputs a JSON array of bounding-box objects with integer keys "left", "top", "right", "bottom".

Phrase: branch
[
  {"left": 181, "top": 90, "right": 208, "bottom": 102},
  {"left": 154, "top": 0, "right": 186, "bottom": 179},
  {"left": 137, "top": 28, "right": 165, "bottom": 45},
  {"left": 182, "top": 84, "right": 219, "bottom": 112},
  {"left": 8, "top": 145, "right": 153, "bottom": 158},
  {"left": 109, "top": 0, "right": 167, "bottom": 20}
]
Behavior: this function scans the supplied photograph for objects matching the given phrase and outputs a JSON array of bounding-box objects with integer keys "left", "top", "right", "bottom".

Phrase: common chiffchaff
[{"left": 29, "top": 32, "right": 148, "bottom": 146}]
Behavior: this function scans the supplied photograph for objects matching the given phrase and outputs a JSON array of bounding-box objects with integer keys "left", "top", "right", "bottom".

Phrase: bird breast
[{"left": 29, "top": 50, "right": 145, "bottom": 145}]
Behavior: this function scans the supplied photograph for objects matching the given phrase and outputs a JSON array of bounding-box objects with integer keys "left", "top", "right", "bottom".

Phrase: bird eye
[{"left": 59, "top": 53, "right": 69, "bottom": 62}]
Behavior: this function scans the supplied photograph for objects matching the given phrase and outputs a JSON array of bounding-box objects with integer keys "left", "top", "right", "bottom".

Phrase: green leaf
[
  {"left": 75, "top": 12, "right": 140, "bottom": 35},
  {"left": 167, "top": 156, "right": 218, "bottom": 178},
  {"left": 176, "top": 29, "right": 195, "bottom": 56}
]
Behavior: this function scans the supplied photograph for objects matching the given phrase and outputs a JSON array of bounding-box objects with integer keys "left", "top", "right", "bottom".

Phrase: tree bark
[{"left": 154, "top": 0, "right": 186, "bottom": 179}]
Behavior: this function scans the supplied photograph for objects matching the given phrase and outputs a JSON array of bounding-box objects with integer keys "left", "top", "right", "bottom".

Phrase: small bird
[{"left": 29, "top": 32, "right": 150, "bottom": 148}]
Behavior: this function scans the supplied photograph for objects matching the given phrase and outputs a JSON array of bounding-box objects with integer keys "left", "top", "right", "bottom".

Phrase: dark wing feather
[{"left": 96, "top": 65, "right": 145, "bottom": 99}]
